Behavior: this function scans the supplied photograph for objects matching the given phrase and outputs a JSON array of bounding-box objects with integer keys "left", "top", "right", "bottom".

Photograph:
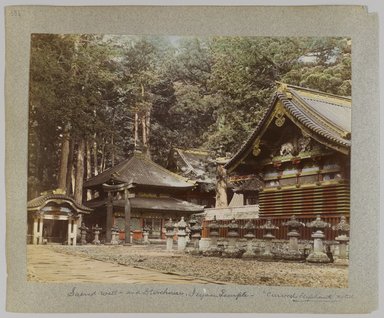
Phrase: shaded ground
[{"left": 28, "top": 244, "right": 348, "bottom": 287}]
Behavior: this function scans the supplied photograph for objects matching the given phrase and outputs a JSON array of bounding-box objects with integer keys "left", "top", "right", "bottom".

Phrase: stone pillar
[
  {"left": 259, "top": 218, "right": 279, "bottom": 260},
  {"left": 177, "top": 217, "right": 188, "bottom": 251},
  {"left": 306, "top": 215, "right": 331, "bottom": 263},
  {"left": 79, "top": 223, "right": 89, "bottom": 245},
  {"left": 242, "top": 220, "right": 256, "bottom": 259},
  {"left": 281, "top": 215, "right": 304, "bottom": 261},
  {"left": 106, "top": 192, "right": 113, "bottom": 243},
  {"left": 67, "top": 218, "right": 73, "bottom": 245},
  {"left": 32, "top": 217, "right": 39, "bottom": 245},
  {"left": 332, "top": 216, "right": 350, "bottom": 266},
  {"left": 92, "top": 224, "right": 102, "bottom": 245},
  {"left": 203, "top": 215, "right": 221, "bottom": 257},
  {"left": 165, "top": 218, "right": 175, "bottom": 252},
  {"left": 72, "top": 219, "right": 78, "bottom": 246},
  {"left": 222, "top": 218, "right": 242, "bottom": 258},
  {"left": 33, "top": 212, "right": 44, "bottom": 245},
  {"left": 110, "top": 226, "right": 120, "bottom": 245}
]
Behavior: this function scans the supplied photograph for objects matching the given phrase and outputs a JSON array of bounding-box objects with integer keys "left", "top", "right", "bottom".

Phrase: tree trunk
[
  {"left": 74, "top": 138, "right": 85, "bottom": 204},
  {"left": 66, "top": 139, "right": 75, "bottom": 195},
  {"left": 142, "top": 114, "right": 147, "bottom": 153},
  {"left": 100, "top": 138, "right": 106, "bottom": 173},
  {"left": 86, "top": 140, "right": 92, "bottom": 200},
  {"left": 111, "top": 133, "right": 115, "bottom": 167},
  {"left": 93, "top": 138, "right": 98, "bottom": 176},
  {"left": 145, "top": 110, "right": 151, "bottom": 158},
  {"left": 57, "top": 125, "right": 70, "bottom": 192},
  {"left": 215, "top": 163, "right": 228, "bottom": 208},
  {"left": 134, "top": 112, "right": 139, "bottom": 149}
]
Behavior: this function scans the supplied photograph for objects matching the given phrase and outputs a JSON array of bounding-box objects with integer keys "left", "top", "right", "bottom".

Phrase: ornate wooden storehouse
[
  {"left": 27, "top": 189, "right": 92, "bottom": 245},
  {"left": 224, "top": 83, "right": 351, "bottom": 238},
  {"left": 83, "top": 150, "right": 204, "bottom": 243},
  {"left": 167, "top": 148, "right": 217, "bottom": 208}
]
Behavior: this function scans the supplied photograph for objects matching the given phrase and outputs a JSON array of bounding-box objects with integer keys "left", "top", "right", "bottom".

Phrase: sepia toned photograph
[
  {"left": 4, "top": 3, "right": 381, "bottom": 315},
  {"left": 26, "top": 34, "right": 352, "bottom": 288}
]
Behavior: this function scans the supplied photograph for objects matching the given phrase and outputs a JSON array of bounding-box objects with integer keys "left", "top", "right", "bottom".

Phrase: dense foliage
[{"left": 28, "top": 34, "right": 351, "bottom": 199}]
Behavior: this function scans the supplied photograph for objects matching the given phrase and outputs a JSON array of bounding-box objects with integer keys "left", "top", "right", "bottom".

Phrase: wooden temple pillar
[
  {"left": 32, "top": 211, "right": 44, "bottom": 245},
  {"left": 106, "top": 191, "right": 113, "bottom": 243},
  {"left": 124, "top": 186, "right": 131, "bottom": 244},
  {"left": 67, "top": 214, "right": 78, "bottom": 246}
]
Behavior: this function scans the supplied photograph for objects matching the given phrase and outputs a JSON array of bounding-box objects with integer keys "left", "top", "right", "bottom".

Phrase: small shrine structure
[{"left": 27, "top": 189, "right": 92, "bottom": 245}]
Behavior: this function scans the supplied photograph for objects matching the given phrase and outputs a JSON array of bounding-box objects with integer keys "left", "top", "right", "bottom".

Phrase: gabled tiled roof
[
  {"left": 225, "top": 83, "right": 351, "bottom": 171},
  {"left": 84, "top": 152, "right": 195, "bottom": 190},
  {"left": 27, "top": 191, "right": 92, "bottom": 214},
  {"left": 85, "top": 196, "right": 204, "bottom": 213}
]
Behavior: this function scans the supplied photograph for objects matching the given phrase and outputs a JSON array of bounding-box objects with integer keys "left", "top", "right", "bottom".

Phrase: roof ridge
[
  {"left": 289, "top": 90, "right": 349, "bottom": 136},
  {"left": 302, "top": 96, "right": 351, "bottom": 109},
  {"left": 276, "top": 81, "right": 351, "bottom": 101},
  {"left": 138, "top": 153, "right": 195, "bottom": 184}
]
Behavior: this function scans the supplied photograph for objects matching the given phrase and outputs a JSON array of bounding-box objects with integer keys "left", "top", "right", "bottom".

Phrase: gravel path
[{"left": 38, "top": 244, "right": 348, "bottom": 288}]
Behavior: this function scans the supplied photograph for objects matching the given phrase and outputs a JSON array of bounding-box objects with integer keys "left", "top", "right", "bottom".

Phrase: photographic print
[
  {"left": 4, "top": 5, "right": 379, "bottom": 314},
  {"left": 26, "top": 34, "right": 352, "bottom": 287}
]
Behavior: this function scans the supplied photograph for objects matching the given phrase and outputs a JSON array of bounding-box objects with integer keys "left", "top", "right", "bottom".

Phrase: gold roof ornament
[
  {"left": 276, "top": 81, "right": 292, "bottom": 99},
  {"left": 53, "top": 188, "right": 66, "bottom": 194}
]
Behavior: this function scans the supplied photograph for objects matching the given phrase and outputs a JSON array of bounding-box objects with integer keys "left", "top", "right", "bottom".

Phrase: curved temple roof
[
  {"left": 84, "top": 152, "right": 195, "bottom": 190},
  {"left": 27, "top": 191, "right": 93, "bottom": 214},
  {"left": 225, "top": 83, "right": 351, "bottom": 171}
]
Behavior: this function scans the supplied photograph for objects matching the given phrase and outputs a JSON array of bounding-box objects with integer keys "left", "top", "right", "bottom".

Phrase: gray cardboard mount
[{"left": 4, "top": 5, "right": 379, "bottom": 314}]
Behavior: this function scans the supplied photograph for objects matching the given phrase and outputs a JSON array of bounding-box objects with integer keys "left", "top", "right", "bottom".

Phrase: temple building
[
  {"left": 224, "top": 83, "right": 351, "bottom": 236},
  {"left": 27, "top": 189, "right": 92, "bottom": 245},
  {"left": 167, "top": 148, "right": 217, "bottom": 208},
  {"left": 83, "top": 150, "right": 204, "bottom": 243}
]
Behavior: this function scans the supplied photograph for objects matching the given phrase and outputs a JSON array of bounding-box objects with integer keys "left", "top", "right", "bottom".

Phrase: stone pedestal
[
  {"left": 189, "top": 218, "right": 202, "bottom": 255},
  {"left": 203, "top": 216, "right": 221, "bottom": 257},
  {"left": 259, "top": 219, "right": 279, "bottom": 260},
  {"left": 332, "top": 216, "right": 350, "bottom": 266},
  {"left": 79, "top": 223, "right": 89, "bottom": 245},
  {"left": 92, "top": 224, "right": 102, "bottom": 245},
  {"left": 177, "top": 217, "right": 188, "bottom": 251},
  {"left": 334, "top": 235, "right": 349, "bottom": 266},
  {"left": 242, "top": 220, "right": 256, "bottom": 259},
  {"left": 199, "top": 238, "right": 211, "bottom": 251},
  {"left": 164, "top": 218, "right": 175, "bottom": 252},
  {"left": 110, "top": 226, "right": 119, "bottom": 245},
  {"left": 281, "top": 215, "right": 304, "bottom": 261},
  {"left": 306, "top": 231, "right": 330, "bottom": 263},
  {"left": 222, "top": 218, "right": 242, "bottom": 258},
  {"left": 306, "top": 216, "right": 331, "bottom": 263},
  {"left": 143, "top": 231, "right": 150, "bottom": 245},
  {"left": 242, "top": 234, "right": 256, "bottom": 259}
]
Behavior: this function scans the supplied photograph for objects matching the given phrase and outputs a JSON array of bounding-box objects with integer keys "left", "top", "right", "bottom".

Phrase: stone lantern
[
  {"left": 242, "top": 220, "right": 257, "bottom": 259},
  {"left": 177, "top": 217, "right": 188, "bottom": 251},
  {"left": 332, "top": 215, "right": 350, "bottom": 266},
  {"left": 259, "top": 218, "right": 279, "bottom": 259},
  {"left": 142, "top": 225, "right": 150, "bottom": 245},
  {"left": 79, "top": 223, "right": 89, "bottom": 245},
  {"left": 110, "top": 225, "right": 120, "bottom": 245},
  {"left": 92, "top": 224, "right": 102, "bottom": 245},
  {"left": 306, "top": 215, "right": 331, "bottom": 263},
  {"left": 203, "top": 215, "right": 221, "bottom": 257},
  {"left": 222, "top": 218, "right": 242, "bottom": 258},
  {"left": 189, "top": 217, "right": 202, "bottom": 254},
  {"left": 164, "top": 218, "right": 175, "bottom": 252},
  {"left": 281, "top": 215, "right": 305, "bottom": 261}
]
